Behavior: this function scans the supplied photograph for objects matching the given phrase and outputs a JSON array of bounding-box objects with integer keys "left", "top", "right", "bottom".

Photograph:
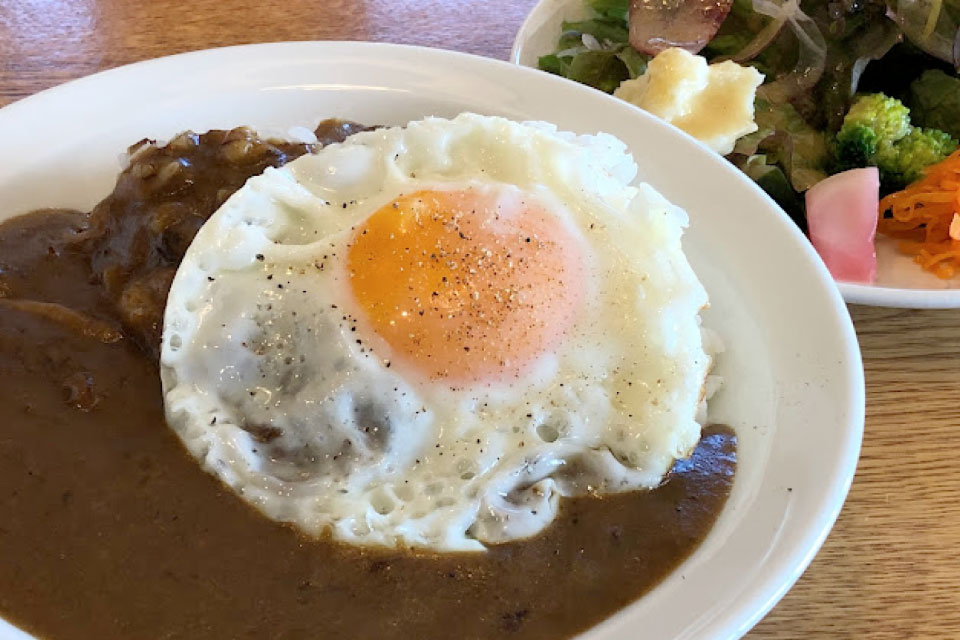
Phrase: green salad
[{"left": 539, "top": 0, "right": 960, "bottom": 230}]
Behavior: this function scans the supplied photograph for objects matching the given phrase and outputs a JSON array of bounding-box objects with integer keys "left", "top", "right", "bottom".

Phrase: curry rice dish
[{"left": 0, "top": 119, "right": 735, "bottom": 639}]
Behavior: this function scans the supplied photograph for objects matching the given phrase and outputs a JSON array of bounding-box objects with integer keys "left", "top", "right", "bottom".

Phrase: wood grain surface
[{"left": 2, "top": 0, "right": 959, "bottom": 637}]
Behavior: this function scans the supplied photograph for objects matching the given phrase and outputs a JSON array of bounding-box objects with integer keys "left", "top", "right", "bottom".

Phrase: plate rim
[
  {"left": 838, "top": 281, "right": 960, "bottom": 307},
  {"left": 0, "top": 40, "right": 866, "bottom": 640}
]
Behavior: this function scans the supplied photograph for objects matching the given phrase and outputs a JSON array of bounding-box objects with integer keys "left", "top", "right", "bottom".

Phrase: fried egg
[{"left": 160, "top": 113, "right": 711, "bottom": 552}]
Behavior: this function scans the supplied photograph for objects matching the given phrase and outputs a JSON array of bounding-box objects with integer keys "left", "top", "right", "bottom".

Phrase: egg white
[{"left": 160, "top": 113, "right": 711, "bottom": 552}]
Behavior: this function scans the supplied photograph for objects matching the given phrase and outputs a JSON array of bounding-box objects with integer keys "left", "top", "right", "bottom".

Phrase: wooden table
[{"left": 2, "top": 0, "right": 958, "bottom": 637}]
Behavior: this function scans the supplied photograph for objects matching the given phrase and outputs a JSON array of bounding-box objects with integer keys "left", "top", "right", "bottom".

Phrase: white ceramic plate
[
  {"left": 511, "top": 0, "right": 960, "bottom": 308},
  {"left": 0, "top": 42, "right": 863, "bottom": 640}
]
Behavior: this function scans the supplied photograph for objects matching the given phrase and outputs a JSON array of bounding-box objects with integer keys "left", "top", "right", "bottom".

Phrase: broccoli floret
[
  {"left": 832, "top": 93, "right": 956, "bottom": 188},
  {"left": 844, "top": 94, "right": 912, "bottom": 145},
  {"left": 835, "top": 124, "right": 878, "bottom": 169},
  {"left": 876, "top": 127, "right": 958, "bottom": 189},
  {"left": 834, "top": 94, "right": 911, "bottom": 171}
]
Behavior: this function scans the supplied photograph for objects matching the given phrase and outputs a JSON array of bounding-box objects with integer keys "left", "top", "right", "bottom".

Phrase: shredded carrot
[{"left": 878, "top": 149, "right": 960, "bottom": 279}]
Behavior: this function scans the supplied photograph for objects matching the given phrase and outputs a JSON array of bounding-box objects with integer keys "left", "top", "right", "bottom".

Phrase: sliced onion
[
  {"left": 922, "top": 0, "right": 944, "bottom": 38},
  {"left": 581, "top": 33, "right": 603, "bottom": 50},
  {"left": 753, "top": 0, "right": 790, "bottom": 17},
  {"left": 758, "top": 2, "right": 827, "bottom": 102},
  {"left": 848, "top": 58, "right": 871, "bottom": 92},
  {"left": 731, "top": 0, "right": 799, "bottom": 62}
]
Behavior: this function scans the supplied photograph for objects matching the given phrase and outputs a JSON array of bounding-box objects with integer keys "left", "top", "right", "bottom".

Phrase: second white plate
[{"left": 510, "top": 0, "right": 960, "bottom": 308}]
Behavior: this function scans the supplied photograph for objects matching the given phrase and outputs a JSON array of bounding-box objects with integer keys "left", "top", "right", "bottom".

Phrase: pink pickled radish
[{"left": 806, "top": 167, "right": 879, "bottom": 284}]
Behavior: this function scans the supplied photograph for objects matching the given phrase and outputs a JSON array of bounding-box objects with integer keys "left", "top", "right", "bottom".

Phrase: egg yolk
[{"left": 346, "top": 187, "right": 584, "bottom": 384}]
